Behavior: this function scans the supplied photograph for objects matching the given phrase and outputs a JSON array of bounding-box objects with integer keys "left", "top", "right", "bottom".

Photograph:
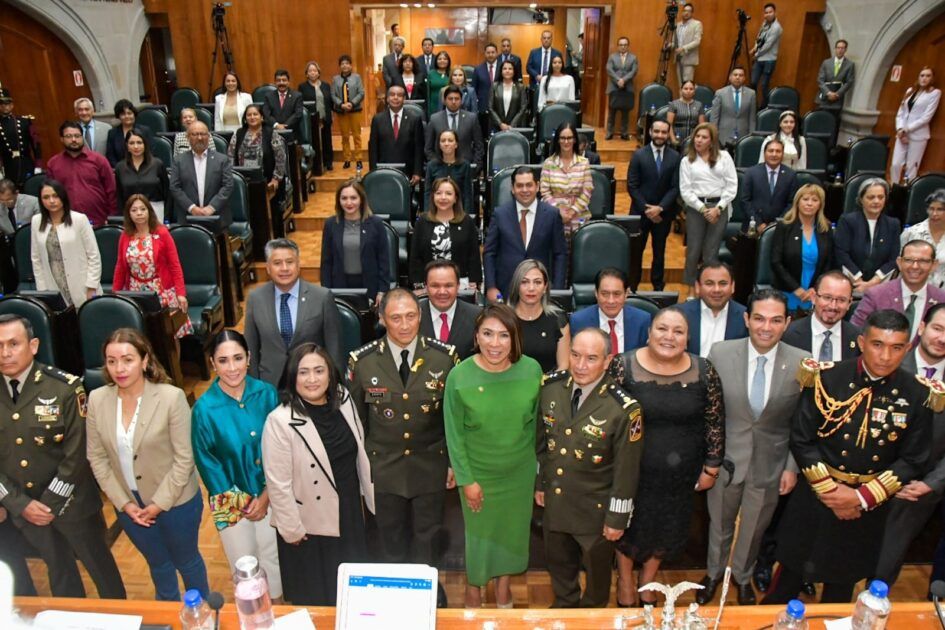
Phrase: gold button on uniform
[
  {"left": 843, "top": 434, "right": 850, "bottom": 440},
  {"left": 12, "top": 413, "right": 19, "bottom": 420},
  {"left": 403, "top": 432, "right": 410, "bottom": 439},
  {"left": 841, "top": 450, "right": 848, "bottom": 457},
  {"left": 19, "top": 460, "right": 28, "bottom": 468},
  {"left": 15, "top": 437, "right": 23, "bottom": 445},
  {"left": 402, "top": 393, "right": 409, "bottom": 400},
  {"left": 403, "top": 413, "right": 410, "bottom": 420},
  {"left": 25, "top": 482, "right": 33, "bottom": 489},
  {"left": 404, "top": 449, "right": 411, "bottom": 455},
  {"left": 556, "top": 468, "right": 563, "bottom": 476},
  {"left": 554, "top": 488, "right": 562, "bottom": 495},
  {"left": 559, "top": 448, "right": 567, "bottom": 455},
  {"left": 872, "top": 455, "right": 880, "bottom": 462},
  {"left": 565, "top": 428, "right": 572, "bottom": 435}
]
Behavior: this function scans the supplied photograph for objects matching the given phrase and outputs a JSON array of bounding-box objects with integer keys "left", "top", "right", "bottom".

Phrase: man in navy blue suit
[
  {"left": 628, "top": 119, "right": 680, "bottom": 291},
  {"left": 741, "top": 139, "right": 798, "bottom": 230},
  {"left": 526, "top": 30, "right": 564, "bottom": 85},
  {"left": 678, "top": 262, "right": 748, "bottom": 356},
  {"left": 498, "top": 38, "right": 523, "bottom": 83},
  {"left": 415, "top": 37, "right": 436, "bottom": 83},
  {"left": 484, "top": 166, "right": 568, "bottom": 302},
  {"left": 471, "top": 43, "right": 500, "bottom": 111},
  {"left": 570, "top": 268, "right": 651, "bottom": 354}
]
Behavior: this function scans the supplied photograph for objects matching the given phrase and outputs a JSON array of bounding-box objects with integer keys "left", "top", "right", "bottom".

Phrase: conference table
[{"left": 13, "top": 597, "right": 944, "bottom": 629}]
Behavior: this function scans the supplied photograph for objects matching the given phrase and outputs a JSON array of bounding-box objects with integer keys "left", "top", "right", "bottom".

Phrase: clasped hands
[{"left": 818, "top": 484, "right": 863, "bottom": 520}]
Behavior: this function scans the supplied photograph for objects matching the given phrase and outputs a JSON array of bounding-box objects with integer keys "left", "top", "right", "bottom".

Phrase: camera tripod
[
  {"left": 208, "top": 3, "right": 236, "bottom": 97},
  {"left": 655, "top": 1, "right": 678, "bottom": 85},
  {"left": 727, "top": 11, "right": 753, "bottom": 79}
]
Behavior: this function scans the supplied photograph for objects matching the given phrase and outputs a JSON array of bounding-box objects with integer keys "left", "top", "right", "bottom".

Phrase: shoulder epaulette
[
  {"left": 41, "top": 364, "right": 81, "bottom": 386},
  {"left": 422, "top": 336, "right": 456, "bottom": 357},
  {"left": 541, "top": 370, "right": 570, "bottom": 386},
  {"left": 796, "top": 357, "right": 834, "bottom": 388},
  {"left": 604, "top": 381, "right": 639, "bottom": 410},
  {"left": 916, "top": 375, "right": 945, "bottom": 413},
  {"left": 348, "top": 339, "right": 383, "bottom": 364}
]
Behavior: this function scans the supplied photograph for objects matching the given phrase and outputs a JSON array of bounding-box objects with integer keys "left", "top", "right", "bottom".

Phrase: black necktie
[
  {"left": 571, "top": 388, "right": 582, "bottom": 417},
  {"left": 10, "top": 378, "right": 19, "bottom": 403},
  {"left": 7, "top": 205, "right": 16, "bottom": 231},
  {"left": 399, "top": 349, "right": 410, "bottom": 386}
]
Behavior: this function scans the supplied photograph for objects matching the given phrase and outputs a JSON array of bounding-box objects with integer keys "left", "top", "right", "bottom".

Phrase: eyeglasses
[
  {"left": 815, "top": 294, "right": 851, "bottom": 305},
  {"left": 901, "top": 257, "right": 934, "bottom": 267}
]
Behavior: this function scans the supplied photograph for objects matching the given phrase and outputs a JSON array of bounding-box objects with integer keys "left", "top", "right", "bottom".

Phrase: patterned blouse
[
  {"left": 539, "top": 153, "right": 594, "bottom": 235},
  {"left": 227, "top": 129, "right": 287, "bottom": 180},
  {"left": 900, "top": 219, "right": 945, "bottom": 288}
]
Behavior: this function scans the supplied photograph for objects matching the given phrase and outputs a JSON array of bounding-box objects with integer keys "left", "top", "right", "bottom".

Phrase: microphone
[
  {"left": 207, "top": 591, "right": 225, "bottom": 630},
  {"left": 931, "top": 580, "right": 945, "bottom": 630}
]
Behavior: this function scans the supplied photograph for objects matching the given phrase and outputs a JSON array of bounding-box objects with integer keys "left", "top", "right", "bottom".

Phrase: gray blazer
[
  {"left": 605, "top": 52, "right": 638, "bottom": 94},
  {"left": 0, "top": 193, "right": 39, "bottom": 235},
  {"left": 331, "top": 73, "right": 365, "bottom": 113},
  {"left": 816, "top": 57, "right": 855, "bottom": 109},
  {"left": 244, "top": 280, "right": 345, "bottom": 387},
  {"left": 424, "top": 109, "right": 484, "bottom": 170},
  {"left": 754, "top": 19, "right": 783, "bottom": 62},
  {"left": 710, "top": 85, "right": 757, "bottom": 143},
  {"left": 86, "top": 120, "right": 112, "bottom": 156},
  {"left": 708, "top": 339, "right": 809, "bottom": 488},
  {"left": 382, "top": 53, "right": 402, "bottom": 89},
  {"left": 674, "top": 18, "right": 703, "bottom": 66},
  {"left": 168, "top": 150, "right": 233, "bottom": 228}
]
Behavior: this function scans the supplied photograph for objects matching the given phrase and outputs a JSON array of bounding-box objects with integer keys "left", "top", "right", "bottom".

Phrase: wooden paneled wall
[
  {"left": 873, "top": 16, "right": 945, "bottom": 178},
  {"left": 0, "top": 0, "right": 94, "bottom": 165}
]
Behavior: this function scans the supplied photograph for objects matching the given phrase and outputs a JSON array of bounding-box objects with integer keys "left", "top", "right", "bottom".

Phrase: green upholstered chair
[
  {"left": 845, "top": 138, "right": 888, "bottom": 178},
  {"left": 170, "top": 88, "right": 201, "bottom": 130},
  {"left": 194, "top": 106, "right": 213, "bottom": 131},
  {"left": 488, "top": 131, "right": 532, "bottom": 176},
  {"left": 77, "top": 295, "right": 145, "bottom": 391},
  {"left": 13, "top": 224, "right": 34, "bottom": 290},
  {"left": 150, "top": 135, "right": 174, "bottom": 169},
  {"left": 735, "top": 135, "right": 764, "bottom": 169},
  {"left": 94, "top": 225, "right": 122, "bottom": 292},
  {"left": 0, "top": 296, "right": 57, "bottom": 365},
  {"left": 169, "top": 224, "right": 225, "bottom": 339},
  {"left": 570, "top": 221, "right": 630, "bottom": 308},
  {"left": 906, "top": 173, "right": 945, "bottom": 225},
  {"left": 626, "top": 294, "right": 660, "bottom": 317},
  {"left": 765, "top": 86, "right": 799, "bottom": 112},
  {"left": 363, "top": 168, "right": 412, "bottom": 269},
  {"left": 754, "top": 224, "right": 778, "bottom": 289},
  {"left": 755, "top": 108, "right": 782, "bottom": 135},
  {"left": 252, "top": 84, "right": 276, "bottom": 105},
  {"left": 843, "top": 173, "right": 877, "bottom": 215},
  {"left": 137, "top": 107, "right": 169, "bottom": 135},
  {"left": 588, "top": 166, "right": 615, "bottom": 219},
  {"left": 802, "top": 110, "right": 835, "bottom": 147},
  {"left": 335, "top": 298, "right": 365, "bottom": 358}
]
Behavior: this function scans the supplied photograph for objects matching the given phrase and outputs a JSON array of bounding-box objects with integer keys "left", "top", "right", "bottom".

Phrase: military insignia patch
[
  {"left": 76, "top": 389, "right": 87, "bottom": 418},
  {"left": 891, "top": 412, "right": 907, "bottom": 428},
  {"left": 871, "top": 408, "right": 888, "bottom": 424},
  {"left": 628, "top": 408, "right": 643, "bottom": 443}
]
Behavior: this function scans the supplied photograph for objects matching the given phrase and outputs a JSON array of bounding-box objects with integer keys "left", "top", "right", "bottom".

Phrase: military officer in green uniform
[
  {"left": 0, "top": 314, "right": 126, "bottom": 599},
  {"left": 536, "top": 327, "right": 644, "bottom": 608},
  {"left": 764, "top": 309, "right": 936, "bottom": 604},
  {"left": 0, "top": 88, "right": 41, "bottom": 189},
  {"left": 347, "top": 288, "right": 459, "bottom": 605}
]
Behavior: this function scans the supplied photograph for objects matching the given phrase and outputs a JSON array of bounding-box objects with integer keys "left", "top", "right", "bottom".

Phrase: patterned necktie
[
  {"left": 608, "top": 320, "right": 619, "bottom": 355},
  {"left": 279, "top": 293, "right": 293, "bottom": 347},
  {"left": 769, "top": 168, "right": 777, "bottom": 194},
  {"left": 749, "top": 355, "right": 767, "bottom": 418},
  {"left": 571, "top": 388, "right": 582, "bottom": 417},
  {"left": 488, "top": 63, "right": 494, "bottom": 82},
  {"left": 393, "top": 112, "right": 400, "bottom": 141},
  {"left": 399, "top": 349, "right": 411, "bottom": 386},
  {"left": 905, "top": 294, "right": 918, "bottom": 334},
  {"left": 734, "top": 89, "right": 741, "bottom": 115},
  {"left": 9, "top": 378, "right": 18, "bottom": 404},
  {"left": 439, "top": 312, "right": 450, "bottom": 342},
  {"left": 542, "top": 49, "right": 549, "bottom": 76},
  {"left": 520, "top": 209, "right": 528, "bottom": 245},
  {"left": 279, "top": 92, "right": 286, "bottom": 108},
  {"left": 925, "top": 366, "right": 937, "bottom": 379},
  {"left": 819, "top": 330, "right": 833, "bottom": 362}
]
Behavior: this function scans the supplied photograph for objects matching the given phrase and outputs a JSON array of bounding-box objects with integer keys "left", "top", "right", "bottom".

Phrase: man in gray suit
[
  {"left": 696, "top": 289, "right": 808, "bottom": 606},
  {"left": 418, "top": 261, "right": 481, "bottom": 360},
  {"left": 0, "top": 178, "right": 38, "bottom": 235},
  {"left": 815, "top": 39, "right": 855, "bottom": 145},
  {"left": 605, "top": 37, "right": 638, "bottom": 141},
  {"left": 73, "top": 98, "right": 110, "bottom": 156},
  {"left": 750, "top": 3, "right": 783, "bottom": 108},
  {"left": 244, "top": 238, "right": 344, "bottom": 386},
  {"left": 168, "top": 121, "right": 233, "bottom": 228},
  {"left": 424, "top": 86, "right": 484, "bottom": 172},
  {"left": 674, "top": 3, "right": 703, "bottom": 85},
  {"left": 382, "top": 37, "right": 406, "bottom": 89},
  {"left": 710, "top": 67, "right": 756, "bottom": 147},
  {"left": 875, "top": 302, "right": 945, "bottom": 590}
]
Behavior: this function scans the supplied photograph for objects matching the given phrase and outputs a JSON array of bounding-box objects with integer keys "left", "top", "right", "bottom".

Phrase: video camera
[{"left": 736, "top": 8, "right": 751, "bottom": 25}]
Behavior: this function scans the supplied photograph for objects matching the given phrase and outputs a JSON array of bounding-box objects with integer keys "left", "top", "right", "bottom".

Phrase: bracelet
[{"left": 702, "top": 467, "right": 719, "bottom": 479}]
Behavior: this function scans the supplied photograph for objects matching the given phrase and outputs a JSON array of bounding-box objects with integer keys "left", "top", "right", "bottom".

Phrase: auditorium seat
[
  {"left": 78, "top": 295, "right": 146, "bottom": 391},
  {"left": 906, "top": 173, "right": 945, "bottom": 225},
  {"left": 13, "top": 224, "right": 34, "bottom": 291},
  {"left": 404, "top": 101, "right": 427, "bottom": 122},
  {"left": 0, "top": 295, "right": 57, "bottom": 366},
  {"left": 537, "top": 104, "right": 577, "bottom": 157},
  {"left": 845, "top": 137, "right": 888, "bottom": 178},
  {"left": 22, "top": 175, "right": 46, "bottom": 198},
  {"left": 734, "top": 135, "right": 764, "bottom": 169},
  {"left": 694, "top": 85, "right": 715, "bottom": 110},
  {"left": 802, "top": 136, "right": 827, "bottom": 178},
  {"left": 718, "top": 171, "right": 746, "bottom": 265},
  {"left": 570, "top": 221, "right": 630, "bottom": 308},
  {"left": 94, "top": 224, "right": 122, "bottom": 292},
  {"left": 137, "top": 107, "right": 170, "bottom": 135},
  {"left": 636, "top": 83, "right": 673, "bottom": 135},
  {"left": 170, "top": 87, "right": 201, "bottom": 130},
  {"left": 754, "top": 224, "right": 777, "bottom": 290},
  {"left": 626, "top": 294, "right": 660, "bottom": 317},
  {"left": 150, "top": 135, "right": 174, "bottom": 170},
  {"left": 169, "top": 224, "right": 225, "bottom": 340},
  {"left": 802, "top": 110, "right": 835, "bottom": 147},
  {"left": 228, "top": 172, "right": 255, "bottom": 290},
  {"left": 765, "top": 86, "right": 800, "bottom": 113},
  {"left": 252, "top": 84, "right": 277, "bottom": 104},
  {"left": 755, "top": 108, "right": 781, "bottom": 135},
  {"left": 795, "top": 171, "right": 823, "bottom": 188},
  {"left": 588, "top": 165, "right": 616, "bottom": 219},
  {"left": 843, "top": 172, "right": 877, "bottom": 214},
  {"left": 195, "top": 106, "right": 214, "bottom": 131},
  {"left": 335, "top": 298, "right": 366, "bottom": 358},
  {"left": 211, "top": 133, "right": 229, "bottom": 154},
  {"left": 379, "top": 220, "right": 401, "bottom": 288},
  {"left": 363, "top": 168, "right": 411, "bottom": 270},
  {"left": 487, "top": 130, "right": 531, "bottom": 176}
]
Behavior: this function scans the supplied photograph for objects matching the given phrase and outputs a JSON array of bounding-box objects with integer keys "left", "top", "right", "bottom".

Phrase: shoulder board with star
[
  {"left": 796, "top": 357, "right": 834, "bottom": 388},
  {"left": 541, "top": 370, "right": 570, "bottom": 386},
  {"left": 421, "top": 336, "right": 457, "bottom": 358},
  {"left": 21, "top": 115, "right": 35, "bottom": 121},
  {"left": 916, "top": 375, "right": 945, "bottom": 413},
  {"left": 348, "top": 339, "right": 383, "bottom": 365},
  {"left": 604, "top": 381, "right": 639, "bottom": 411},
  {"left": 41, "top": 364, "right": 81, "bottom": 386}
]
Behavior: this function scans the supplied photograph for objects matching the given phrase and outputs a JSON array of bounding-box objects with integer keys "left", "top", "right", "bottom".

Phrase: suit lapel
[
  {"left": 291, "top": 282, "right": 310, "bottom": 345},
  {"left": 733, "top": 341, "right": 750, "bottom": 416},
  {"left": 761, "top": 344, "right": 792, "bottom": 419},
  {"left": 289, "top": 411, "right": 336, "bottom": 487},
  {"left": 262, "top": 283, "right": 280, "bottom": 344},
  {"left": 132, "top": 381, "right": 160, "bottom": 451}
]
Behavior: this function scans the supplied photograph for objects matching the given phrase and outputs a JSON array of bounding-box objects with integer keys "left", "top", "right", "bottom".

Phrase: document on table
[
  {"left": 335, "top": 563, "right": 437, "bottom": 630},
  {"left": 33, "top": 610, "right": 142, "bottom": 630}
]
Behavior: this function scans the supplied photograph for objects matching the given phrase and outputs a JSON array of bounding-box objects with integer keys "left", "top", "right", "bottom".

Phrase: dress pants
[
  {"left": 763, "top": 564, "right": 854, "bottom": 604},
  {"left": 319, "top": 120, "right": 335, "bottom": 168},
  {"left": 374, "top": 490, "right": 446, "bottom": 565},
  {"left": 606, "top": 106, "right": 631, "bottom": 137},
  {"left": 890, "top": 137, "right": 929, "bottom": 184},
  {"left": 875, "top": 491, "right": 944, "bottom": 586},
  {"left": 218, "top": 508, "right": 283, "bottom": 599},
  {"left": 684, "top": 205, "right": 727, "bottom": 285},
  {"left": 337, "top": 112, "right": 362, "bottom": 162},
  {"left": 640, "top": 215, "right": 673, "bottom": 290},
  {"left": 751, "top": 60, "right": 777, "bottom": 105},
  {"left": 706, "top": 475, "right": 780, "bottom": 584},
  {"left": 543, "top": 524, "right": 615, "bottom": 608},
  {"left": 15, "top": 509, "right": 126, "bottom": 599},
  {"left": 0, "top": 517, "right": 37, "bottom": 595},
  {"left": 676, "top": 62, "right": 696, "bottom": 85}
]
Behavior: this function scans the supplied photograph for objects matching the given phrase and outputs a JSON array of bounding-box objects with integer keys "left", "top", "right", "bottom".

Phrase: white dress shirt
[
  {"left": 572, "top": 374, "right": 604, "bottom": 410},
  {"left": 515, "top": 198, "right": 538, "bottom": 247},
  {"left": 430, "top": 300, "right": 458, "bottom": 338},
  {"left": 747, "top": 342, "right": 778, "bottom": 409},
  {"left": 389, "top": 107, "right": 403, "bottom": 128},
  {"left": 810, "top": 315, "right": 842, "bottom": 363},
  {"left": 902, "top": 280, "right": 928, "bottom": 340},
  {"left": 192, "top": 150, "right": 209, "bottom": 210},
  {"left": 537, "top": 74, "right": 576, "bottom": 111},
  {"left": 699, "top": 301, "right": 729, "bottom": 357},
  {"left": 502, "top": 83, "right": 514, "bottom": 115},
  {"left": 916, "top": 349, "right": 945, "bottom": 380},
  {"left": 598, "top": 308, "right": 624, "bottom": 351},
  {"left": 116, "top": 395, "right": 143, "bottom": 492},
  {"left": 679, "top": 150, "right": 739, "bottom": 217}
]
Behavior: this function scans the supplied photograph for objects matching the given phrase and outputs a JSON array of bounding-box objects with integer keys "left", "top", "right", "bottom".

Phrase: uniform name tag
[{"left": 366, "top": 388, "right": 389, "bottom": 401}]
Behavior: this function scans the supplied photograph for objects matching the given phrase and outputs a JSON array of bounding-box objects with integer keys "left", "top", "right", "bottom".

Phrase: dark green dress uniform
[
  {"left": 347, "top": 336, "right": 460, "bottom": 565},
  {"left": 0, "top": 98, "right": 41, "bottom": 189},
  {"left": 771, "top": 358, "right": 934, "bottom": 601},
  {"left": 537, "top": 370, "right": 644, "bottom": 608},
  {"left": 0, "top": 362, "right": 126, "bottom": 599}
]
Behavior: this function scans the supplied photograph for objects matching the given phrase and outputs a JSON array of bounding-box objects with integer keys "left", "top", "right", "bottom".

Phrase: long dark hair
[
  {"left": 38, "top": 179, "right": 73, "bottom": 231},
  {"left": 121, "top": 194, "right": 160, "bottom": 235},
  {"left": 279, "top": 343, "right": 343, "bottom": 414},
  {"left": 549, "top": 121, "right": 578, "bottom": 157},
  {"left": 541, "top": 55, "right": 564, "bottom": 100},
  {"left": 777, "top": 110, "right": 802, "bottom": 161},
  {"left": 123, "top": 129, "right": 153, "bottom": 168}
]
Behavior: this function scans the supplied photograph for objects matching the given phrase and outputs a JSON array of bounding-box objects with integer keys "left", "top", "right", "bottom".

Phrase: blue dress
[{"left": 786, "top": 231, "right": 818, "bottom": 311}]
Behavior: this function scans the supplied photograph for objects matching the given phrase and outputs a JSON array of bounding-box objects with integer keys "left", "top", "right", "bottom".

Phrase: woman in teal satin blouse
[{"left": 192, "top": 329, "right": 283, "bottom": 600}]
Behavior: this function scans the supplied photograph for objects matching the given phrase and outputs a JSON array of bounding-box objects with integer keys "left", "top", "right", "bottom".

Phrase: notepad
[
  {"left": 33, "top": 610, "right": 142, "bottom": 630},
  {"left": 335, "top": 563, "right": 437, "bottom": 630}
]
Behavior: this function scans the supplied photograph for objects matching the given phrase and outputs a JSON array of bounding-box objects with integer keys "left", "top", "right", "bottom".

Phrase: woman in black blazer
[
  {"left": 490, "top": 60, "right": 528, "bottom": 131},
  {"left": 423, "top": 128, "right": 473, "bottom": 213},
  {"left": 770, "top": 184, "right": 834, "bottom": 312},
  {"left": 320, "top": 179, "right": 390, "bottom": 305},
  {"left": 392, "top": 55, "right": 428, "bottom": 106},
  {"left": 834, "top": 178, "right": 901, "bottom": 293},
  {"left": 409, "top": 177, "right": 482, "bottom": 291},
  {"left": 115, "top": 130, "right": 169, "bottom": 220},
  {"left": 106, "top": 99, "right": 154, "bottom": 167},
  {"left": 298, "top": 61, "right": 334, "bottom": 171}
]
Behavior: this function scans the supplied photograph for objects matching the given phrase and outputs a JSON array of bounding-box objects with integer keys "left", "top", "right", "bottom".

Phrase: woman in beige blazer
[
  {"left": 30, "top": 180, "right": 102, "bottom": 308},
  {"left": 262, "top": 343, "right": 374, "bottom": 606},
  {"left": 85, "top": 328, "right": 208, "bottom": 601}
]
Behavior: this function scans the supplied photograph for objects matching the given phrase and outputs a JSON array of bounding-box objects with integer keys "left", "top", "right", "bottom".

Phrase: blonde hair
[
  {"left": 781, "top": 184, "right": 830, "bottom": 232},
  {"left": 686, "top": 122, "right": 720, "bottom": 167}
]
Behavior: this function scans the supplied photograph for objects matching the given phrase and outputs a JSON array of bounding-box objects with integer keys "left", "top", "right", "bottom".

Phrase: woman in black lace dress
[{"left": 608, "top": 306, "right": 724, "bottom": 606}]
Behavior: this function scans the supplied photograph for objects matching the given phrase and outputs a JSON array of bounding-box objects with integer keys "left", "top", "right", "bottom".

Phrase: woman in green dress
[
  {"left": 444, "top": 304, "right": 543, "bottom": 608},
  {"left": 426, "top": 51, "right": 452, "bottom": 117}
]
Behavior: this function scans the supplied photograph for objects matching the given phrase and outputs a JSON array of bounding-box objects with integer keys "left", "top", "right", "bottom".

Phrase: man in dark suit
[
  {"left": 418, "top": 260, "right": 481, "bottom": 359},
  {"left": 382, "top": 37, "right": 406, "bottom": 89},
  {"left": 243, "top": 238, "right": 344, "bottom": 386},
  {"left": 569, "top": 268, "right": 651, "bottom": 353},
  {"left": 628, "top": 119, "right": 680, "bottom": 291},
  {"left": 471, "top": 43, "right": 500, "bottom": 111},
  {"left": 781, "top": 271, "right": 861, "bottom": 361},
  {"left": 499, "top": 38, "right": 523, "bottom": 83},
  {"left": 678, "top": 262, "right": 748, "bottom": 357},
  {"left": 484, "top": 166, "right": 568, "bottom": 302},
  {"left": 415, "top": 37, "right": 436, "bottom": 83},
  {"left": 526, "top": 30, "right": 563, "bottom": 85},
  {"left": 815, "top": 39, "right": 855, "bottom": 145},
  {"left": 369, "top": 85, "right": 424, "bottom": 184},
  {"left": 168, "top": 121, "right": 234, "bottom": 228},
  {"left": 876, "top": 302, "right": 945, "bottom": 591},
  {"left": 741, "top": 138, "right": 798, "bottom": 230},
  {"left": 262, "top": 69, "right": 304, "bottom": 140},
  {"left": 425, "top": 86, "right": 484, "bottom": 170}
]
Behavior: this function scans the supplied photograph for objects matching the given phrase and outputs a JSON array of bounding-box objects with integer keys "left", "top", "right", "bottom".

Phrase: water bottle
[
  {"left": 747, "top": 216, "right": 758, "bottom": 238},
  {"left": 179, "top": 589, "right": 213, "bottom": 630},
  {"left": 773, "top": 599, "right": 808, "bottom": 630},
  {"left": 233, "top": 555, "right": 275, "bottom": 629},
  {"left": 852, "top": 580, "right": 891, "bottom": 630},
  {"left": 649, "top": 103, "right": 656, "bottom": 115}
]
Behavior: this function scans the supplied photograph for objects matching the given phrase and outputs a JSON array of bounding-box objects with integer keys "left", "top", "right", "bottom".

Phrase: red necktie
[
  {"left": 488, "top": 63, "right": 494, "bottom": 82},
  {"left": 608, "top": 320, "right": 619, "bottom": 355},
  {"left": 279, "top": 92, "right": 286, "bottom": 108},
  {"left": 393, "top": 112, "right": 400, "bottom": 140},
  {"left": 439, "top": 313, "right": 450, "bottom": 342}
]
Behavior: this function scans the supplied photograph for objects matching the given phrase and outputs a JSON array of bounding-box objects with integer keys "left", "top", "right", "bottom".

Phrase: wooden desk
[{"left": 13, "top": 597, "right": 944, "bottom": 629}]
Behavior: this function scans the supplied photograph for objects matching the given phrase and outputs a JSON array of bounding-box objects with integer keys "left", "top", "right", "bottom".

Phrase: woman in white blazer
[
  {"left": 262, "top": 343, "right": 374, "bottom": 606},
  {"left": 30, "top": 180, "right": 102, "bottom": 308},
  {"left": 214, "top": 71, "right": 254, "bottom": 133},
  {"left": 891, "top": 67, "right": 942, "bottom": 183}
]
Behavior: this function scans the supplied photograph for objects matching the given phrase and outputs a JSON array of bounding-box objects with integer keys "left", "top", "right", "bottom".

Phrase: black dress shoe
[
  {"left": 343, "top": 161, "right": 351, "bottom": 169},
  {"left": 695, "top": 575, "right": 721, "bottom": 605},
  {"left": 437, "top": 582, "right": 448, "bottom": 608},
  {"left": 802, "top": 582, "right": 817, "bottom": 597},
  {"left": 325, "top": 164, "right": 334, "bottom": 171},
  {"left": 605, "top": 133, "right": 614, "bottom": 140},
  {"left": 621, "top": 134, "right": 630, "bottom": 141},
  {"left": 753, "top": 566, "right": 772, "bottom": 594},
  {"left": 736, "top": 582, "right": 756, "bottom": 605},
  {"left": 356, "top": 160, "right": 363, "bottom": 169}
]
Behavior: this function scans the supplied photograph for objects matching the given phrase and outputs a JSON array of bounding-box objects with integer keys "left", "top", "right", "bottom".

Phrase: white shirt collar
[
  {"left": 430, "top": 299, "right": 457, "bottom": 322},
  {"left": 516, "top": 198, "right": 538, "bottom": 214},
  {"left": 811, "top": 313, "right": 840, "bottom": 335},
  {"left": 901, "top": 279, "right": 928, "bottom": 301},
  {"left": 748, "top": 340, "right": 779, "bottom": 363},
  {"left": 3, "top": 362, "right": 33, "bottom": 396},
  {"left": 916, "top": 349, "right": 945, "bottom": 378}
]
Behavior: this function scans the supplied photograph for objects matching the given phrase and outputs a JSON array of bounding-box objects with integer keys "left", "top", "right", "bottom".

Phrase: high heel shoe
[{"left": 615, "top": 577, "right": 638, "bottom": 608}]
